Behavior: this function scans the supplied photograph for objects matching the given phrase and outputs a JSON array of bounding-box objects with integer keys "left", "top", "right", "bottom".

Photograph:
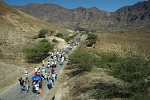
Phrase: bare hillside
[
  {"left": 0, "top": 1, "right": 68, "bottom": 92},
  {"left": 0, "top": 1, "right": 68, "bottom": 58}
]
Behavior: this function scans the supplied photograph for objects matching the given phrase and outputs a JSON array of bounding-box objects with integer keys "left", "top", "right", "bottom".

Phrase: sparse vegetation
[
  {"left": 52, "top": 38, "right": 58, "bottom": 43},
  {"left": 32, "top": 35, "right": 39, "bottom": 39},
  {"left": 38, "top": 29, "right": 48, "bottom": 38},
  {"left": 93, "top": 82, "right": 132, "bottom": 99},
  {"left": 93, "top": 53, "right": 150, "bottom": 99},
  {"left": 69, "top": 51, "right": 95, "bottom": 72},
  {"left": 23, "top": 39, "right": 54, "bottom": 63},
  {"left": 86, "top": 33, "right": 97, "bottom": 47},
  {"left": 69, "top": 48, "right": 150, "bottom": 99},
  {"left": 55, "top": 32, "right": 64, "bottom": 38},
  {"left": 64, "top": 34, "right": 77, "bottom": 42},
  {"left": 46, "top": 30, "right": 55, "bottom": 36}
]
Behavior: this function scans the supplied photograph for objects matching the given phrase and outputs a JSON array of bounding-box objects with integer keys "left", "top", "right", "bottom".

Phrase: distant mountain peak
[{"left": 14, "top": 0, "right": 150, "bottom": 30}]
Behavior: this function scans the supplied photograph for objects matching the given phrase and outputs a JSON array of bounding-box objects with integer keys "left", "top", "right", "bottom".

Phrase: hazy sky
[{"left": 2, "top": 0, "right": 147, "bottom": 12}]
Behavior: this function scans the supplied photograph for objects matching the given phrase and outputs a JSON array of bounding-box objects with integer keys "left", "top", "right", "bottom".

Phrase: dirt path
[{"left": 46, "top": 36, "right": 68, "bottom": 50}]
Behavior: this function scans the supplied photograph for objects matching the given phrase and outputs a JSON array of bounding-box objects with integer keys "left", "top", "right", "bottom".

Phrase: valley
[{"left": 0, "top": 0, "right": 150, "bottom": 99}]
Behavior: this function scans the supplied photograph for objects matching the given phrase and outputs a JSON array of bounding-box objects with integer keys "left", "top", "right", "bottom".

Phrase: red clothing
[
  {"left": 51, "top": 68, "right": 55, "bottom": 74},
  {"left": 34, "top": 71, "right": 37, "bottom": 76}
]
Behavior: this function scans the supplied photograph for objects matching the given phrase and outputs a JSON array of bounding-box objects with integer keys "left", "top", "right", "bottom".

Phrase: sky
[{"left": 2, "top": 0, "right": 148, "bottom": 12}]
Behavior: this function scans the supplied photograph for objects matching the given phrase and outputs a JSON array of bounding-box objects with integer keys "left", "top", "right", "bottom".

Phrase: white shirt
[
  {"left": 47, "top": 61, "right": 50, "bottom": 65},
  {"left": 61, "top": 56, "right": 64, "bottom": 62},
  {"left": 42, "top": 68, "right": 45, "bottom": 75},
  {"left": 51, "top": 53, "right": 54, "bottom": 56},
  {"left": 25, "top": 70, "right": 28, "bottom": 75},
  {"left": 44, "top": 73, "right": 47, "bottom": 79},
  {"left": 52, "top": 74, "right": 55, "bottom": 78},
  {"left": 47, "top": 64, "right": 50, "bottom": 68},
  {"left": 35, "top": 84, "right": 39, "bottom": 90},
  {"left": 34, "top": 67, "right": 38, "bottom": 72},
  {"left": 48, "top": 80, "right": 52, "bottom": 84}
]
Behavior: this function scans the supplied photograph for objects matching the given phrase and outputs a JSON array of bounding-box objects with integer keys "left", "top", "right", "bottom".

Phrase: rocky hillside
[
  {"left": 111, "top": 0, "right": 150, "bottom": 24},
  {"left": 14, "top": 0, "right": 150, "bottom": 30},
  {"left": 14, "top": 3, "right": 111, "bottom": 29}
]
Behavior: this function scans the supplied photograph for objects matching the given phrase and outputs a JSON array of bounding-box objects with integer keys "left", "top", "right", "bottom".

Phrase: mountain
[
  {"left": 14, "top": 0, "right": 150, "bottom": 31},
  {"left": 14, "top": 3, "right": 111, "bottom": 30},
  {"left": 111, "top": 0, "right": 150, "bottom": 24},
  {"left": 0, "top": 1, "right": 67, "bottom": 60}
]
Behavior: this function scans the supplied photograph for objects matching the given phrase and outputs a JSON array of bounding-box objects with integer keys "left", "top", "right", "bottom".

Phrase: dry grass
[
  {"left": 0, "top": 61, "right": 23, "bottom": 92},
  {"left": 81, "top": 32, "right": 150, "bottom": 60}
]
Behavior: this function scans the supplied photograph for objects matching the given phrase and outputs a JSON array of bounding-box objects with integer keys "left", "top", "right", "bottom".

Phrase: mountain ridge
[{"left": 14, "top": 0, "right": 150, "bottom": 31}]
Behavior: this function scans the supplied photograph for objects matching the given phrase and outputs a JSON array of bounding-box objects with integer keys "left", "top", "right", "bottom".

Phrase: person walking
[
  {"left": 52, "top": 73, "right": 56, "bottom": 85},
  {"left": 41, "top": 65, "right": 45, "bottom": 79},
  {"left": 47, "top": 61, "right": 50, "bottom": 73},
  {"left": 47, "top": 77, "right": 53, "bottom": 90},
  {"left": 24, "top": 69, "right": 28, "bottom": 78},
  {"left": 51, "top": 67, "right": 55, "bottom": 74},
  {"left": 25, "top": 77, "right": 30, "bottom": 93},
  {"left": 35, "top": 81, "right": 39, "bottom": 96},
  {"left": 34, "top": 67, "right": 38, "bottom": 76},
  {"left": 44, "top": 71, "right": 47, "bottom": 80},
  {"left": 55, "top": 71, "right": 58, "bottom": 80},
  {"left": 47, "top": 72, "right": 51, "bottom": 81},
  {"left": 32, "top": 81, "right": 36, "bottom": 93},
  {"left": 42, "top": 60, "right": 44, "bottom": 66},
  {"left": 37, "top": 68, "right": 41, "bottom": 75},
  {"left": 61, "top": 56, "right": 65, "bottom": 65},
  {"left": 18, "top": 77, "right": 24, "bottom": 93}
]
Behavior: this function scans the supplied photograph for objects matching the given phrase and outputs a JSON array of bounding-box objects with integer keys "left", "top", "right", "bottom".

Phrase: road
[{"left": 0, "top": 44, "right": 77, "bottom": 100}]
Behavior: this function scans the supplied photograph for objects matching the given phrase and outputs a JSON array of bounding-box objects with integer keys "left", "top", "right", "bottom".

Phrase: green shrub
[
  {"left": 64, "top": 34, "right": 77, "bottom": 42},
  {"left": 52, "top": 38, "right": 58, "bottom": 43},
  {"left": 55, "top": 32, "right": 63, "bottom": 38},
  {"left": 131, "top": 93, "right": 150, "bottom": 100},
  {"left": 92, "top": 53, "right": 150, "bottom": 99},
  {"left": 86, "top": 34, "right": 97, "bottom": 47},
  {"left": 23, "top": 39, "right": 54, "bottom": 63},
  {"left": 69, "top": 51, "right": 95, "bottom": 72},
  {"left": 112, "top": 55, "right": 150, "bottom": 83},
  {"left": 38, "top": 29, "right": 48, "bottom": 38},
  {"left": 95, "top": 53, "right": 121, "bottom": 69}
]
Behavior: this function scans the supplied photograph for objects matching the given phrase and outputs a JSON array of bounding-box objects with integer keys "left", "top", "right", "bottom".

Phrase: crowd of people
[
  {"left": 18, "top": 35, "right": 80, "bottom": 96},
  {"left": 19, "top": 47, "right": 71, "bottom": 96},
  {"left": 18, "top": 48, "right": 71, "bottom": 96}
]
